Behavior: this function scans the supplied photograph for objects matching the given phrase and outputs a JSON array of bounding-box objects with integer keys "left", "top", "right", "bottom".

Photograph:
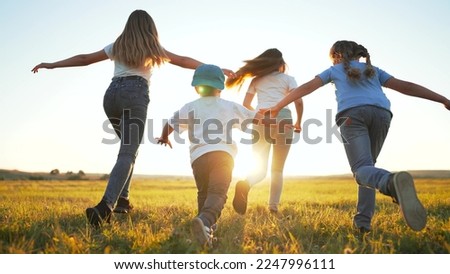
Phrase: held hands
[
  {"left": 221, "top": 68, "right": 236, "bottom": 79},
  {"left": 258, "top": 107, "right": 279, "bottom": 118},
  {"left": 156, "top": 137, "right": 172, "bottom": 149},
  {"left": 257, "top": 108, "right": 301, "bottom": 132}
]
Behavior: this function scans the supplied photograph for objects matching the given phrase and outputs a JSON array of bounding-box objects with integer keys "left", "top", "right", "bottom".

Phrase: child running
[
  {"left": 31, "top": 10, "right": 233, "bottom": 228},
  {"left": 157, "top": 64, "right": 279, "bottom": 246},
  {"left": 225, "top": 48, "right": 303, "bottom": 214},
  {"left": 265, "top": 40, "right": 450, "bottom": 232}
]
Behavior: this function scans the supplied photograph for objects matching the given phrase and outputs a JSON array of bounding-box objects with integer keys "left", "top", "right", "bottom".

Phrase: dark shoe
[
  {"left": 389, "top": 172, "right": 427, "bottom": 231},
  {"left": 353, "top": 220, "right": 371, "bottom": 234},
  {"left": 355, "top": 225, "right": 371, "bottom": 234},
  {"left": 232, "top": 180, "right": 250, "bottom": 215},
  {"left": 387, "top": 174, "right": 399, "bottom": 204},
  {"left": 86, "top": 200, "right": 112, "bottom": 229},
  {"left": 191, "top": 217, "right": 213, "bottom": 247},
  {"left": 113, "top": 197, "right": 133, "bottom": 214}
]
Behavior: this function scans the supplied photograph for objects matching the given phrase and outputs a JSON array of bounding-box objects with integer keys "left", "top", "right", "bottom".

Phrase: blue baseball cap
[{"left": 191, "top": 64, "right": 225, "bottom": 90}]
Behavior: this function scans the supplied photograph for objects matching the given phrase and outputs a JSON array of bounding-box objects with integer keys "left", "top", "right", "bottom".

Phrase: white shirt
[
  {"left": 104, "top": 43, "right": 152, "bottom": 82},
  {"left": 247, "top": 71, "right": 297, "bottom": 109},
  {"left": 169, "top": 96, "right": 257, "bottom": 163}
]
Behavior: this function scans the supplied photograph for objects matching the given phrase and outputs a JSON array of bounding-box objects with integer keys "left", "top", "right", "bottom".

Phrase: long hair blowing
[
  {"left": 330, "top": 40, "right": 375, "bottom": 81},
  {"left": 112, "top": 10, "right": 168, "bottom": 68},
  {"left": 226, "top": 48, "right": 286, "bottom": 90}
]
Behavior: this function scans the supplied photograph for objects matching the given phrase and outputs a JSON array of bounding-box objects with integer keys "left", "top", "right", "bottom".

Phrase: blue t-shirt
[{"left": 317, "top": 61, "right": 392, "bottom": 114}]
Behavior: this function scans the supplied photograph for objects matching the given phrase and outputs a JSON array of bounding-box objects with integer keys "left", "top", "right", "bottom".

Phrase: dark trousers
[
  {"left": 102, "top": 76, "right": 149, "bottom": 208},
  {"left": 191, "top": 151, "right": 234, "bottom": 228}
]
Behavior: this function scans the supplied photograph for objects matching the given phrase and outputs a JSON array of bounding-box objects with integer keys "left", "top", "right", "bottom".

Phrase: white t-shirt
[
  {"left": 247, "top": 71, "right": 297, "bottom": 109},
  {"left": 104, "top": 43, "right": 152, "bottom": 82},
  {"left": 168, "top": 96, "right": 257, "bottom": 163}
]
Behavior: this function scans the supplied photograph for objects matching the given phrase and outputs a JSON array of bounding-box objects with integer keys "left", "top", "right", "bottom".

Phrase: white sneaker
[{"left": 191, "top": 217, "right": 213, "bottom": 246}]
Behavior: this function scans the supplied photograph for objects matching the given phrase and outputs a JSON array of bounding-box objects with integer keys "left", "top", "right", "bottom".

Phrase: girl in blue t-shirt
[
  {"left": 32, "top": 10, "right": 233, "bottom": 228},
  {"left": 266, "top": 40, "right": 450, "bottom": 232}
]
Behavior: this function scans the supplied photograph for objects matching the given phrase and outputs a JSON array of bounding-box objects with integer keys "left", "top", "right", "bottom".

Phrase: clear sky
[{"left": 0, "top": 0, "right": 449, "bottom": 177}]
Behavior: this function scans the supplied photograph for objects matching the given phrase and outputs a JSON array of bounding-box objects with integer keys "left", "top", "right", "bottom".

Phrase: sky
[{"left": 0, "top": 0, "right": 449, "bottom": 177}]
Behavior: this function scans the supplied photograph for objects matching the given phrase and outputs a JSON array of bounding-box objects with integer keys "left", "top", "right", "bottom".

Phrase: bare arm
[
  {"left": 242, "top": 92, "right": 255, "bottom": 110},
  {"left": 383, "top": 77, "right": 450, "bottom": 110},
  {"left": 156, "top": 122, "right": 174, "bottom": 148},
  {"left": 268, "top": 76, "right": 323, "bottom": 117},
  {"left": 31, "top": 49, "right": 108, "bottom": 73},
  {"left": 293, "top": 98, "right": 304, "bottom": 132},
  {"left": 164, "top": 49, "right": 235, "bottom": 78},
  {"left": 164, "top": 49, "right": 203, "bottom": 69}
]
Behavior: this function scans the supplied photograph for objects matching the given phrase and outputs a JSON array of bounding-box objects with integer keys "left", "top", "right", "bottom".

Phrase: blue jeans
[
  {"left": 337, "top": 105, "right": 392, "bottom": 229},
  {"left": 101, "top": 76, "right": 149, "bottom": 209}
]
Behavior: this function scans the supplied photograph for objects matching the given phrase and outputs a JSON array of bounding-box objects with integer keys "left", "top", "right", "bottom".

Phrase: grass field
[{"left": 0, "top": 177, "right": 448, "bottom": 254}]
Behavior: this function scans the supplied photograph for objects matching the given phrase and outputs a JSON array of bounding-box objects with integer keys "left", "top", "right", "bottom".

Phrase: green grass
[{"left": 0, "top": 178, "right": 448, "bottom": 254}]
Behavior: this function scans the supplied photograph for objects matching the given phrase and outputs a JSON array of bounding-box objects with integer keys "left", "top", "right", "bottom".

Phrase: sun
[{"left": 233, "top": 131, "right": 267, "bottom": 179}]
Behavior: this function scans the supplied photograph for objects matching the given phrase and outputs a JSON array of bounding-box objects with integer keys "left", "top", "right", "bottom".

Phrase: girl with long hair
[
  {"left": 226, "top": 48, "right": 303, "bottom": 214},
  {"left": 32, "top": 10, "right": 233, "bottom": 228}
]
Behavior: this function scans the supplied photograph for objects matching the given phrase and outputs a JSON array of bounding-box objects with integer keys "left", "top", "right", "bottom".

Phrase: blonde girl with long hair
[
  {"left": 226, "top": 48, "right": 303, "bottom": 214},
  {"left": 32, "top": 10, "right": 233, "bottom": 228}
]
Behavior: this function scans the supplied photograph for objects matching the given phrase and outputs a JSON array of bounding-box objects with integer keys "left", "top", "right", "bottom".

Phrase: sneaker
[
  {"left": 191, "top": 217, "right": 213, "bottom": 246},
  {"left": 113, "top": 197, "right": 133, "bottom": 214},
  {"left": 353, "top": 220, "right": 371, "bottom": 234},
  {"left": 353, "top": 223, "right": 371, "bottom": 234},
  {"left": 389, "top": 172, "right": 427, "bottom": 231},
  {"left": 210, "top": 223, "right": 218, "bottom": 232},
  {"left": 86, "top": 200, "right": 112, "bottom": 229},
  {"left": 233, "top": 180, "right": 250, "bottom": 214}
]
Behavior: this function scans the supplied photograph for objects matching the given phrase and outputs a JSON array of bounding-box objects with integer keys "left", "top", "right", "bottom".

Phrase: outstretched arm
[
  {"left": 156, "top": 122, "right": 174, "bottom": 148},
  {"left": 164, "top": 49, "right": 235, "bottom": 78},
  {"left": 164, "top": 49, "right": 203, "bottom": 69},
  {"left": 31, "top": 49, "right": 108, "bottom": 73},
  {"left": 384, "top": 77, "right": 450, "bottom": 110},
  {"left": 268, "top": 76, "right": 323, "bottom": 117}
]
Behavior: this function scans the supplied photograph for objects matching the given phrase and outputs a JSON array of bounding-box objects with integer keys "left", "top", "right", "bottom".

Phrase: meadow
[{"left": 0, "top": 177, "right": 448, "bottom": 254}]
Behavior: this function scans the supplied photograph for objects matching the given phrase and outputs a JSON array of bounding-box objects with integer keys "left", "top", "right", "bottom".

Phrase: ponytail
[{"left": 330, "top": 41, "right": 375, "bottom": 82}]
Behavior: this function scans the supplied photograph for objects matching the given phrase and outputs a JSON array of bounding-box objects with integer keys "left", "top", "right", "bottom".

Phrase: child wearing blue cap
[{"left": 157, "top": 64, "right": 276, "bottom": 246}]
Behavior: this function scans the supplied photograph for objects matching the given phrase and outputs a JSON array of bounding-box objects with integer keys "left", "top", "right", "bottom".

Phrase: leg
[
  {"left": 246, "top": 124, "right": 271, "bottom": 186},
  {"left": 354, "top": 186, "right": 375, "bottom": 231},
  {"left": 192, "top": 156, "right": 210, "bottom": 214},
  {"left": 197, "top": 152, "right": 234, "bottom": 227},
  {"left": 113, "top": 165, "right": 135, "bottom": 214},
  {"left": 102, "top": 106, "right": 147, "bottom": 208},
  {"left": 191, "top": 152, "right": 233, "bottom": 246},
  {"left": 233, "top": 125, "right": 270, "bottom": 214},
  {"left": 87, "top": 78, "right": 149, "bottom": 228},
  {"left": 339, "top": 107, "right": 390, "bottom": 230},
  {"left": 268, "top": 109, "right": 293, "bottom": 212}
]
